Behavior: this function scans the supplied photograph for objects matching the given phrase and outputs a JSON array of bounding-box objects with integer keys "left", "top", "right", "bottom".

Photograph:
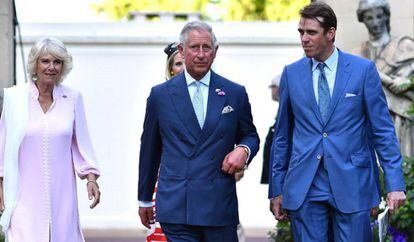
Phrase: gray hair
[
  {"left": 27, "top": 37, "right": 73, "bottom": 84},
  {"left": 179, "top": 21, "right": 218, "bottom": 48},
  {"left": 357, "top": 0, "right": 391, "bottom": 33}
]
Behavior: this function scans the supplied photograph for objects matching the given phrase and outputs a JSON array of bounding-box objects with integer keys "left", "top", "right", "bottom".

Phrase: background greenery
[
  {"left": 91, "top": 0, "right": 308, "bottom": 21},
  {"left": 388, "top": 156, "right": 414, "bottom": 241}
]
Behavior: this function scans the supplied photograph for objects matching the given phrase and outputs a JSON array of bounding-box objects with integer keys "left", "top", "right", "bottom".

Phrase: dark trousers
[{"left": 160, "top": 222, "right": 238, "bottom": 242}]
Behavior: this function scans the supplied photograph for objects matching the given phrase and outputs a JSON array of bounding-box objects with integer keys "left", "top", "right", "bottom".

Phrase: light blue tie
[
  {"left": 192, "top": 81, "right": 204, "bottom": 128},
  {"left": 318, "top": 63, "right": 330, "bottom": 122}
]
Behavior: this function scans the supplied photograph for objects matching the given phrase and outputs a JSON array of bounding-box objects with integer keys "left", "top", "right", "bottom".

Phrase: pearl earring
[{"left": 32, "top": 74, "right": 38, "bottom": 81}]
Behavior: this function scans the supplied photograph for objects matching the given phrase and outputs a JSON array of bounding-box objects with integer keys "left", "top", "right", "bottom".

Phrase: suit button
[
  {"left": 323, "top": 132, "right": 328, "bottom": 138},
  {"left": 317, "top": 154, "right": 322, "bottom": 160}
]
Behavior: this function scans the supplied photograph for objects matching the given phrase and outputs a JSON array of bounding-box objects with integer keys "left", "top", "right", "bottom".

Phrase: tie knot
[
  {"left": 194, "top": 81, "right": 201, "bottom": 88},
  {"left": 317, "top": 62, "right": 326, "bottom": 72}
]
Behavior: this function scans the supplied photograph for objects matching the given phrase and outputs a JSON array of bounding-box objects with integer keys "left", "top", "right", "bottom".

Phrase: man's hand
[
  {"left": 270, "top": 195, "right": 289, "bottom": 221},
  {"left": 387, "top": 191, "right": 406, "bottom": 214},
  {"left": 222, "top": 147, "right": 247, "bottom": 174},
  {"left": 139, "top": 207, "right": 155, "bottom": 229}
]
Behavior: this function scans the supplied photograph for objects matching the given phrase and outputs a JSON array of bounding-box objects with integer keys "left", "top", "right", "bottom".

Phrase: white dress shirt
[{"left": 185, "top": 69, "right": 210, "bottom": 117}]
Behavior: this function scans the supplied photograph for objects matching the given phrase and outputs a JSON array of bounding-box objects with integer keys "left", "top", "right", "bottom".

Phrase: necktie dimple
[
  {"left": 317, "top": 62, "right": 330, "bottom": 122},
  {"left": 192, "top": 81, "right": 204, "bottom": 128}
]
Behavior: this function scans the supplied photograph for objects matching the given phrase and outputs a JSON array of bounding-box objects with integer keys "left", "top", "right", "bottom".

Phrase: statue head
[{"left": 357, "top": 0, "right": 391, "bottom": 37}]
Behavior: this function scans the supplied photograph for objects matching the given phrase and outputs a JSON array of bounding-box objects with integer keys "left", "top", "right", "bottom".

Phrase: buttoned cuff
[
  {"left": 138, "top": 200, "right": 153, "bottom": 208},
  {"left": 236, "top": 144, "right": 251, "bottom": 168}
]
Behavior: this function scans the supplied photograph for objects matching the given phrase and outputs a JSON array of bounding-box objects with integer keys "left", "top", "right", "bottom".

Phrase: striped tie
[
  {"left": 192, "top": 81, "right": 204, "bottom": 128},
  {"left": 317, "top": 63, "right": 330, "bottom": 122}
]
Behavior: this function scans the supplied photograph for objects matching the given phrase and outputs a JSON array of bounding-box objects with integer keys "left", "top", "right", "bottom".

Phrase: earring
[
  {"left": 170, "top": 71, "right": 175, "bottom": 76},
  {"left": 32, "top": 74, "right": 38, "bottom": 82}
]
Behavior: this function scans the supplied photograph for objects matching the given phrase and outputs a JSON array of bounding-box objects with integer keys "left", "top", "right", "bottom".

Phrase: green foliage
[
  {"left": 265, "top": 0, "right": 310, "bottom": 21},
  {"left": 92, "top": 0, "right": 210, "bottom": 20},
  {"left": 219, "top": 0, "right": 267, "bottom": 21},
  {"left": 387, "top": 156, "right": 414, "bottom": 240},
  {"left": 91, "top": 0, "right": 308, "bottom": 21},
  {"left": 268, "top": 221, "right": 293, "bottom": 242}
]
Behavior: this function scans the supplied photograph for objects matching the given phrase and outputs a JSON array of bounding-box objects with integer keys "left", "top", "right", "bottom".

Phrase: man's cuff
[
  {"left": 138, "top": 200, "right": 153, "bottom": 207},
  {"left": 236, "top": 144, "right": 251, "bottom": 167}
]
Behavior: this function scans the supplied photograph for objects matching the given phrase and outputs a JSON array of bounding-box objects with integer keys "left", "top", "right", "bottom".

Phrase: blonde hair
[
  {"left": 165, "top": 51, "right": 180, "bottom": 80},
  {"left": 27, "top": 37, "right": 73, "bottom": 84}
]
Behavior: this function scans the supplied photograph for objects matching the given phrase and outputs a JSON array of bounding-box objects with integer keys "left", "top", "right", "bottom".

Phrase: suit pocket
[
  {"left": 343, "top": 94, "right": 362, "bottom": 102},
  {"left": 350, "top": 153, "right": 370, "bottom": 168}
]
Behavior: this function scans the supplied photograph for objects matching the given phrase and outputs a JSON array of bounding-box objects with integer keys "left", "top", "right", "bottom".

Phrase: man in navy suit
[
  {"left": 269, "top": 2, "right": 406, "bottom": 241},
  {"left": 138, "top": 21, "right": 259, "bottom": 242}
]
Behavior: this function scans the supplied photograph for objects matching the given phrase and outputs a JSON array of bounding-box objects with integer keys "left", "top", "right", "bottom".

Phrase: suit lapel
[
  {"left": 195, "top": 71, "right": 226, "bottom": 149},
  {"left": 302, "top": 58, "right": 324, "bottom": 125},
  {"left": 168, "top": 73, "right": 201, "bottom": 140},
  {"left": 325, "top": 50, "right": 351, "bottom": 124}
]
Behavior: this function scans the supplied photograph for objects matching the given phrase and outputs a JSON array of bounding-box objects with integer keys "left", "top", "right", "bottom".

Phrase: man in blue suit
[
  {"left": 269, "top": 2, "right": 406, "bottom": 241},
  {"left": 138, "top": 21, "right": 259, "bottom": 242}
]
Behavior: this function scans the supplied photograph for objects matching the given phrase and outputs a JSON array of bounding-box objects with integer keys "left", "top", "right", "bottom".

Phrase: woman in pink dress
[{"left": 0, "top": 37, "right": 101, "bottom": 242}]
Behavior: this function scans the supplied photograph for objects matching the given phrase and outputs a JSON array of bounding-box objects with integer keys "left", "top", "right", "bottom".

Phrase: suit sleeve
[
  {"left": 269, "top": 66, "right": 293, "bottom": 198},
  {"left": 363, "top": 62, "right": 406, "bottom": 192},
  {"left": 138, "top": 87, "right": 162, "bottom": 202},
  {"left": 236, "top": 86, "right": 260, "bottom": 165}
]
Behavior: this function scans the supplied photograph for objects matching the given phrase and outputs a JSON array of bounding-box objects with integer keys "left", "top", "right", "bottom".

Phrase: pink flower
[{"left": 218, "top": 91, "right": 226, "bottom": 96}]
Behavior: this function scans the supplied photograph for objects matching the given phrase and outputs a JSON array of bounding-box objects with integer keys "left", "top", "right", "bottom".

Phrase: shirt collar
[
  {"left": 312, "top": 46, "right": 338, "bottom": 72},
  {"left": 185, "top": 70, "right": 211, "bottom": 87}
]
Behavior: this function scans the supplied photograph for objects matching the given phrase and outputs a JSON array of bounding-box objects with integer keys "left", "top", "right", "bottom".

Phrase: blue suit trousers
[{"left": 289, "top": 196, "right": 372, "bottom": 242}]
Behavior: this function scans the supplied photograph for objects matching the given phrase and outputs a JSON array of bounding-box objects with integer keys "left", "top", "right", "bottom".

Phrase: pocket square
[
  {"left": 222, "top": 105, "right": 234, "bottom": 114},
  {"left": 345, "top": 93, "right": 357, "bottom": 98}
]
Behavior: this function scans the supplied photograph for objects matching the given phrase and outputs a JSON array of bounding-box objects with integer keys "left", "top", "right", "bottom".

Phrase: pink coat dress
[{"left": 0, "top": 82, "right": 100, "bottom": 242}]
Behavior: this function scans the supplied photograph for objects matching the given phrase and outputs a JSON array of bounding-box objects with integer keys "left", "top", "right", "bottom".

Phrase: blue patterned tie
[
  {"left": 318, "top": 63, "right": 330, "bottom": 122},
  {"left": 192, "top": 81, "right": 204, "bottom": 128}
]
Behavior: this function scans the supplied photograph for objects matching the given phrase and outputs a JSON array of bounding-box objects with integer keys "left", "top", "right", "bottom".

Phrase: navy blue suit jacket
[
  {"left": 270, "top": 50, "right": 405, "bottom": 213},
  {"left": 138, "top": 71, "right": 259, "bottom": 226}
]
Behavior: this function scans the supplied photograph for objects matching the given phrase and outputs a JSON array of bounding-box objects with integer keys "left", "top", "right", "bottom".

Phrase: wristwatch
[{"left": 241, "top": 146, "right": 249, "bottom": 169}]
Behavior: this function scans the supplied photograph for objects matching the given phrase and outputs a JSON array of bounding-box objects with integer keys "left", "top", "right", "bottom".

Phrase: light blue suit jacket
[
  {"left": 138, "top": 71, "right": 260, "bottom": 226},
  {"left": 270, "top": 50, "right": 405, "bottom": 213}
]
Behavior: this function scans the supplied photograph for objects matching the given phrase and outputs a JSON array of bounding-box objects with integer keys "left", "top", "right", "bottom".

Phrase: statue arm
[{"left": 382, "top": 62, "right": 414, "bottom": 95}]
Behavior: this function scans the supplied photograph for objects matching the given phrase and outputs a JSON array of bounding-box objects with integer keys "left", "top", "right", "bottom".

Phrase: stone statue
[{"left": 355, "top": 0, "right": 414, "bottom": 157}]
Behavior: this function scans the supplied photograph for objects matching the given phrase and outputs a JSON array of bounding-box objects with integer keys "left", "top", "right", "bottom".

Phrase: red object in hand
[{"left": 146, "top": 181, "right": 167, "bottom": 242}]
